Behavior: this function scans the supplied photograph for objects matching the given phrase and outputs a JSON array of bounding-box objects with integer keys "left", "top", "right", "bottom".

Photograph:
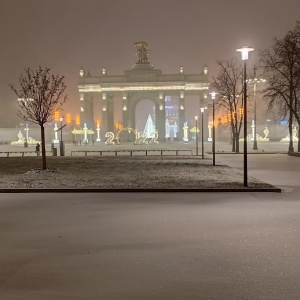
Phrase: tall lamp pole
[
  {"left": 60, "top": 116, "right": 64, "bottom": 156},
  {"left": 195, "top": 116, "right": 198, "bottom": 156},
  {"left": 210, "top": 92, "right": 218, "bottom": 166},
  {"left": 236, "top": 46, "right": 254, "bottom": 187},
  {"left": 200, "top": 108, "right": 205, "bottom": 159}
]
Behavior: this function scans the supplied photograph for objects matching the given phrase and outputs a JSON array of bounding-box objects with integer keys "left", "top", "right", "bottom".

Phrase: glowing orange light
[
  {"left": 75, "top": 115, "right": 80, "bottom": 126},
  {"left": 66, "top": 113, "right": 71, "bottom": 124},
  {"left": 54, "top": 111, "right": 60, "bottom": 122},
  {"left": 96, "top": 119, "right": 101, "bottom": 126}
]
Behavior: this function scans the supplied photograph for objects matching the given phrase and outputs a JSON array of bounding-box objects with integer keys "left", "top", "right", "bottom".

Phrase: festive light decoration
[
  {"left": 105, "top": 132, "right": 115, "bottom": 145},
  {"left": 54, "top": 111, "right": 60, "bottom": 122},
  {"left": 116, "top": 127, "right": 135, "bottom": 145},
  {"left": 66, "top": 113, "right": 71, "bottom": 124}
]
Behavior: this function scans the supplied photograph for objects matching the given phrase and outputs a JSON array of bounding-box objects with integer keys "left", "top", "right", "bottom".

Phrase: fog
[{"left": 1, "top": 0, "right": 300, "bottom": 127}]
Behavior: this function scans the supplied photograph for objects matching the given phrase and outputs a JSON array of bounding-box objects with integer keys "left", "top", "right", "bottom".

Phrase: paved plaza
[{"left": 0, "top": 142, "right": 299, "bottom": 299}]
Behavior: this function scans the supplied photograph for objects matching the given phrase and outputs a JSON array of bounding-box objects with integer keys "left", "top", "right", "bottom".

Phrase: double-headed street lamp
[
  {"left": 210, "top": 92, "right": 218, "bottom": 166},
  {"left": 195, "top": 116, "right": 199, "bottom": 156},
  {"left": 236, "top": 45, "right": 254, "bottom": 187}
]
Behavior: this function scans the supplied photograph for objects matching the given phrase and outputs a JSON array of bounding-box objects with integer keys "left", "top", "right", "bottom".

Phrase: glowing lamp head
[
  {"left": 236, "top": 46, "right": 254, "bottom": 60},
  {"left": 210, "top": 91, "right": 218, "bottom": 100},
  {"left": 195, "top": 116, "right": 198, "bottom": 121}
]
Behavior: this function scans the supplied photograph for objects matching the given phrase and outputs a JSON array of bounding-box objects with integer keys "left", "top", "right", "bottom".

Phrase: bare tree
[
  {"left": 260, "top": 21, "right": 300, "bottom": 152},
  {"left": 10, "top": 67, "right": 67, "bottom": 169},
  {"left": 212, "top": 59, "right": 244, "bottom": 152}
]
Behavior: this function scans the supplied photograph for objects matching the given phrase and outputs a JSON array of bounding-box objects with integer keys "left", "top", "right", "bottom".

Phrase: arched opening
[{"left": 135, "top": 99, "right": 156, "bottom": 133}]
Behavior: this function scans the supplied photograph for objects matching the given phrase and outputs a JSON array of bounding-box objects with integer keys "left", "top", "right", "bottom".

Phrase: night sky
[{"left": 1, "top": 0, "right": 300, "bottom": 127}]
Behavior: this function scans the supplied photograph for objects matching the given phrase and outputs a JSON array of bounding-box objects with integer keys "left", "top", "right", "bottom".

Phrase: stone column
[
  {"left": 101, "top": 93, "right": 114, "bottom": 140},
  {"left": 80, "top": 93, "right": 94, "bottom": 130},
  {"left": 155, "top": 97, "right": 166, "bottom": 142}
]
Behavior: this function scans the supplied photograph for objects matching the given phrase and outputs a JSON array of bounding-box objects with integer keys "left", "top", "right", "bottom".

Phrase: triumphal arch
[{"left": 78, "top": 42, "right": 210, "bottom": 141}]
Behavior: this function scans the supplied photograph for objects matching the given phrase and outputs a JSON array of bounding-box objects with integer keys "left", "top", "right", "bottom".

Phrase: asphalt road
[{"left": 0, "top": 153, "right": 299, "bottom": 300}]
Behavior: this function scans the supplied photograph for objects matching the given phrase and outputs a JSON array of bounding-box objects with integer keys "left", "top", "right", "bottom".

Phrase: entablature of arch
[{"left": 78, "top": 82, "right": 209, "bottom": 95}]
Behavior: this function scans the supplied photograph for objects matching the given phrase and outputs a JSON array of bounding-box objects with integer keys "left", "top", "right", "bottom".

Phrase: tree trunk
[
  {"left": 235, "top": 137, "right": 240, "bottom": 153},
  {"left": 231, "top": 134, "right": 235, "bottom": 152},
  {"left": 288, "top": 121, "right": 294, "bottom": 153},
  {"left": 40, "top": 125, "right": 47, "bottom": 170}
]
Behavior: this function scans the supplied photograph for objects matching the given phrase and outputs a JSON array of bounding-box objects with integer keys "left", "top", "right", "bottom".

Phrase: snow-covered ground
[{"left": 0, "top": 156, "right": 273, "bottom": 189}]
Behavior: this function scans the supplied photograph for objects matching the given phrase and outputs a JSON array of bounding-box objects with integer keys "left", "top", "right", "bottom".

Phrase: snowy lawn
[{"left": 0, "top": 156, "right": 274, "bottom": 189}]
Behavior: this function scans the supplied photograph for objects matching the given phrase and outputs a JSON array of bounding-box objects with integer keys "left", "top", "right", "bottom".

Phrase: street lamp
[
  {"left": 195, "top": 116, "right": 199, "bottom": 156},
  {"left": 210, "top": 92, "right": 218, "bottom": 166},
  {"left": 200, "top": 107, "right": 205, "bottom": 159},
  {"left": 247, "top": 66, "right": 266, "bottom": 150},
  {"left": 237, "top": 45, "right": 254, "bottom": 187},
  {"left": 60, "top": 116, "right": 65, "bottom": 156}
]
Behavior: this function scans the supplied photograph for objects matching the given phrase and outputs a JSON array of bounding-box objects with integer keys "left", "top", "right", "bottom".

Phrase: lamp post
[
  {"left": 200, "top": 108, "right": 206, "bottom": 159},
  {"left": 237, "top": 45, "right": 254, "bottom": 187},
  {"left": 210, "top": 92, "right": 218, "bottom": 166},
  {"left": 60, "top": 116, "right": 64, "bottom": 156},
  {"left": 195, "top": 116, "right": 199, "bottom": 156}
]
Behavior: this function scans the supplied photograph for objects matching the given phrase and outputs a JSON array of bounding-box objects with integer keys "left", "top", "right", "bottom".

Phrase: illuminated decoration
[
  {"left": 203, "top": 66, "right": 208, "bottom": 75},
  {"left": 122, "top": 94, "right": 127, "bottom": 100},
  {"left": 71, "top": 127, "right": 83, "bottom": 144},
  {"left": 80, "top": 107, "right": 84, "bottom": 112},
  {"left": 281, "top": 126, "right": 299, "bottom": 143},
  {"left": 96, "top": 124, "right": 101, "bottom": 142},
  {"left": 180, "top": 91, "right": 184, "bottom": 99},
  {"left": 54, "top": 111, "right": 60, "bottom": 122},
  {"left": 116, "top": 127, "right": 135, "bottom": 145},
  {"left": 263, "top": 127, "right": 269, "bottom": 139},
  {"left": 204, "top": 93, "right": 208, "bottom": 99},
  {"left": 80, "top": 94, "right": 84, "bottom": 101},
  {"left": 53, "top": 123, "right": 59, "bottom": 144},
  {"left": 75, "top": 115, "right": 81, "bottom": 126},
  {"left": 183, "top": 122, "right": 189, "bottom": 142},
  {"left": 165, "top": 119, "right": 170, "bottom": 138},
  {"left": 79, "top": 68, "right": 84, "bottom": 77},
  {"left": 102, "top": 93, "right": 107, "bottom": 100},
  {"left": 11, "top": 130, "right": 41, "bottom": 145},
  {"left": 208, "top": 122, "right": 213, "bottom": 142},
  {"left": 190, "top": 125, "right": 200, "bottom": 139},
  {"left": 83, "top": 123, "right": 88, "bottom": 144},
  {"left": 115, "top": 123, "right": 123, "bottom": 130},
  {"left": 180, "top": 104, "right": 184, "bottom": 110},
  {"left": 144, "top": 114, "right": 156, "bottom": 138},
  {"left": 105, "top": 132, "right": 115, "bottom": 145},
  {"left": 66, "top": 113, "right": 71, "bottom": 124},
  {"left": 179, "top": 66, "right": 184, "bottom": 74},
  {"left": 24, "top": 124, "right": 29, "bottom": 142},
  {"left": 165, "top": 119, "right": 177, "bottom": 139},
  {"left": 102, "top": 68, "right": 106, "bottom": 75},
  {"left": 102, "top": 106, "right": 107, "bottom": 112},
  {"left": 159, "top": 93, "right": 164, "bottom": 100},
  {"left": 123, "top": 105, "right": 127, "bottom": 111},
  {"left": 159, "top": 104, "right": 163, "bottom": 110}
]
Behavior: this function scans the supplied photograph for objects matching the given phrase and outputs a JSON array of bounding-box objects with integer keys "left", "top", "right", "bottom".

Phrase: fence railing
[{"left": 71, "top": 150, "right": 193, "bottom": 156}]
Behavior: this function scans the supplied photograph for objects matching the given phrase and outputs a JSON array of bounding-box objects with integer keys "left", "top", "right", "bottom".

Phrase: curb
[{"left": 0, "top": 188, "right": 281, "bottom": 193}]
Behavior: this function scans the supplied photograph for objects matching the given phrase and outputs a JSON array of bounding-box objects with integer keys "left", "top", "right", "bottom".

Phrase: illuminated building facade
[{"left": 78, "top": 42, "right": 209, "bottom": 141}]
